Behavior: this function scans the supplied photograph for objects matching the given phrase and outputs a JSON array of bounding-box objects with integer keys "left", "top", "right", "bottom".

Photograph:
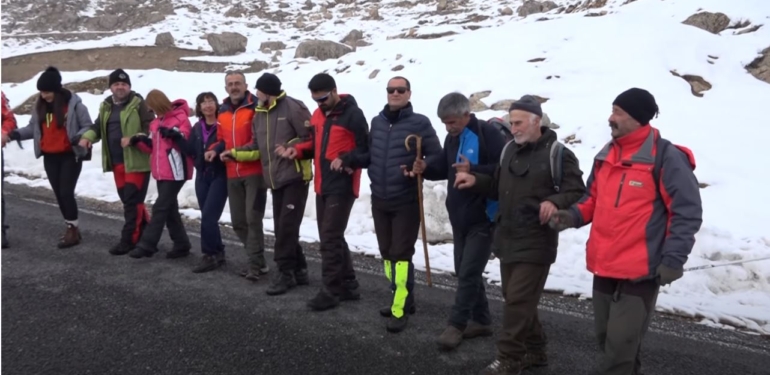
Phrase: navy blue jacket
[
  {"left": 176, "top": 119, "right": 226, "bottom": 179},
  {"left": 361, "top": 103, "right": 442, "bottom": 204},
  {"left": 424, "top": 115, "right": 506, "bottom": 233}
]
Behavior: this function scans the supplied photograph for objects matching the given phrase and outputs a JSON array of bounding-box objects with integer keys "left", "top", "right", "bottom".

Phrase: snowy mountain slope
[{"left": 3, "top": 0, "right": 770, "bottom": 334}]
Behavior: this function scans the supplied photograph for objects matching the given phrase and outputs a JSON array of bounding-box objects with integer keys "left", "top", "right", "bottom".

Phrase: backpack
[
  {"left": 498, "top": 140, "right": 566, "bottom": 192},
  {"left": 487, "top": 117, "right": 514, "bottom": 143}
]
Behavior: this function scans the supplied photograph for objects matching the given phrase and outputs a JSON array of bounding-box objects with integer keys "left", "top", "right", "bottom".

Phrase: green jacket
[{"left": 81, "top": 92, "right": 154, "bottom": 173}]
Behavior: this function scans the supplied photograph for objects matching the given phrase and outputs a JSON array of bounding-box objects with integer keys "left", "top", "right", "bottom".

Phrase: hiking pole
[
  {"left": 405, "top": 134, "right": 432, "bottom": 287},
  {"left": 684, "top": 255, "right": 770, "bottom": 272}
]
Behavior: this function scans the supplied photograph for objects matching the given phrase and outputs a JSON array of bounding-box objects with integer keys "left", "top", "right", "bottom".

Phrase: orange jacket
[
  {"left": 1, "top": 92, "right": 17, "bottom": 136},
  {"left": 211, "top": 91, "right": 263, "bottom": 178}
]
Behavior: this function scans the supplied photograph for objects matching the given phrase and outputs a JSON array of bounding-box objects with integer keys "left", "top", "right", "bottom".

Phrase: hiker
[
  {"left": 360, "top": 77, "right": 442, "bottom": 332},
  {"left": 453, "top": 95, "right": 587, "bottom": 375},
  {"left": 7, "top": 67, "right": 93, "bottom": 248},
  {"left": 549, "top": 88, "right": 703, "bottom": 375},
  {"left": 412, "top": 92, "right": 506, "bottom": 348},
  {"left": 175, "top": 92, "right": 228, "bottom": 273},
  {"left": 127, "top": 89, "right": 194, "bottom": 259},
  {"left": 223, "top": 73, "right": 313, "bottom": 295},
  {"left": 2, "top": 91, "right": 18, "bottom": 248},
  {"left": 278, "top": 73, "right": 367, "bottom": 310},
  {"left": 204, "top": 71, "right": 270, "bottom": 280},
  {"left": 79, "top": 69, "right": 155, "bottom": 256}
]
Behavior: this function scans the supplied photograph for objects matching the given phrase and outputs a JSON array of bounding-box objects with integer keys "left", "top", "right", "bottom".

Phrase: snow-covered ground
[{"left": 3, "top": 0, "right": 770, "bottom": 334}]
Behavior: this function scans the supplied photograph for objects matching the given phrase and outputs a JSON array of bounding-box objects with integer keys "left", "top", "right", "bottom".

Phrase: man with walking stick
[
  {"left": 354, "top": 76, "right": 441, "bottom": 333},
  {"left": 412, "top": 92, "right": 506, "bottom": 351}
]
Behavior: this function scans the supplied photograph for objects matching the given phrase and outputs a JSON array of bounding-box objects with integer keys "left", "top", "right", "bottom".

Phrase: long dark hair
[
  {"left": 35, "top": 89, "right": 71, "bottom": 129},
  {"left": 195, "top": 92, "right": 219, "bottom": 119}
]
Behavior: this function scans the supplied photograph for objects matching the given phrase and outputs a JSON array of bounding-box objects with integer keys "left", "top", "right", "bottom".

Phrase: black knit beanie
[
  {"left": 36, "top": 66, "right": 62, "bottom": 92},
  {"left": 613, "top": 88, "right": 659, "bottom": 125},
  {"left": 508, "top": 95, "right": 543, "bottom": 118},
  {"left": 109, "top": 69, "right": 131, "bottom": 87},
  {"left": 256, "top": 73, "right": 282, "bottom": 96}
]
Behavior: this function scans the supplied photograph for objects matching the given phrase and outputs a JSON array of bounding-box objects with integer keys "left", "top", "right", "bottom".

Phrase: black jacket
[
  {"left": 175, "top": 119, "right": 226, "bottom": 178},
  {"left": 363, "top": 103, "right": 441, "bottom": 205}
]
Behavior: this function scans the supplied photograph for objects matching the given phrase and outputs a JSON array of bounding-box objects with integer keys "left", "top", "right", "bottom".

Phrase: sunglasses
[
  {"left": 313, "top": 92, "right": 331, "bottom": 103},
  {"left": 386, "top": 87, "right": 408, "bottom": 94}
]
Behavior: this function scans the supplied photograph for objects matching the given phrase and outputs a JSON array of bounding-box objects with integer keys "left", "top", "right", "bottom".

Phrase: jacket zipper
[
  {"left": 231, "top": 106, "right": 239, "bottom": 177},
  {"left": 615, "top": 172, "right": 626, "bottom": 207},
  {"left": 384, "top": 119, "right": 392, "bottom": 195},
  {"left": 266, "top": 110, "right": 275, "bottom": 189}
]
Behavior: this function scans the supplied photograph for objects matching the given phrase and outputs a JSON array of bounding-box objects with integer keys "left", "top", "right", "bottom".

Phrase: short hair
[
  {"left": 195, "top": 92, "right": 219, "bottom": 119},
  {"left": 145, "top": 89, "right": 173, "bottom": 116},
  {"left": 388, "top": 76, "right": 411, "bottom": 90},
  {"left": 225, "top": 70, "right": 246, "bottom": 84},
  {"left": 436, "top": 92, "right": 471, "bottom": 119},
  {"left": 308, "top": 73, "right": 336, "bottom": 92}
]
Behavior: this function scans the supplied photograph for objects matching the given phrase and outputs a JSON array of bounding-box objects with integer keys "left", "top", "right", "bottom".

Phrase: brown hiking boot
[
  {"left": 479, "top": 358, "right": 522, "bottom": 375},
  {"left": 239, "top": 264, "right": 269, "bottom": 281},
  {"left": 463, "top": 321, "right": 494, "bottom": 339},
  {"left": 58, "top": 224, "right": 81, "bottom": 249},
  {"left": 522, "top": 351, "right": 548, "bottom": 368},
  {"left": 436, "top": 325, "right": 464, "bottom": 351}
]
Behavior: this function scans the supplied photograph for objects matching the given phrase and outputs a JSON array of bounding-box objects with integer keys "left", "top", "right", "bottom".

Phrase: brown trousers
[{"left": 497, "top": 262, "right": 551, "bottom": 360}]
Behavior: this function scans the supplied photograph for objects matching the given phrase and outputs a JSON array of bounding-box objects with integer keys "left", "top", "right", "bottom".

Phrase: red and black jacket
[{"left": 293, "top": 94, "right": 369, "bottom": 198}]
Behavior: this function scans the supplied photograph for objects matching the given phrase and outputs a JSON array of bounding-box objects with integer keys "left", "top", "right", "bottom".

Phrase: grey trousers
[{"left": 227, "top": 174, "right": 267, "bottom": 270}]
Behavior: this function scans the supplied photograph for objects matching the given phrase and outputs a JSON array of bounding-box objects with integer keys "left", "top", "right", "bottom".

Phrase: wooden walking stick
[{"left": 405, "top": 134, "right": 432, "bottom": 287}]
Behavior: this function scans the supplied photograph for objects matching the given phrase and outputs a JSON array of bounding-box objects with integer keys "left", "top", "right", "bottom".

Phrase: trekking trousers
[
  {"left": 195, "top": 172, "right": 228, "bottom": 255},
  {"left": 592, "top": 275, "right": 660, "bottom": 375},
  {"left": 112, "top": 163, "right": 150, "bottom": 246},
  {"left": 315, "top": 193, "right": 356, "bottom": 295},
  {"left": 449, "top": 222, "right": 494, "bottom": 329},
  {"left": 136, "top": 180, "right": 190, "bottom": 251},
  {"left": 272, "top": 181, "right": 309, "bottom": 273},
  {"left": 43, "top": 152, "right": 82, "bottom": 223},
  {"left": 227, "top": 174, "right": 267, "bottom": 270},
  {"left": 497, "top": 262, "right": 550, "bottom": 361}
]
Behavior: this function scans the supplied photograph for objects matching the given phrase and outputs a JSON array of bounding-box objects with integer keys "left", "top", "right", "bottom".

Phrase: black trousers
[
  {"left": 272, "top": 181, "right": 309, "bottom": 272},
  {"left": 137, "top": 180, "right": 190, "bottom": 251},
  {"left": 316, "top": 193, "right": 356, "bottom": 295},
  {"left": 449, "top": 222, "right": 494, "bottom": 329},
  {"left": 43, "top": 152, "right": 82, "bottom": 222}
]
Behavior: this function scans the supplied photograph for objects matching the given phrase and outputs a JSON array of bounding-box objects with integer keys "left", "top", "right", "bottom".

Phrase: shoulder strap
[
  {"left": 549, "top": 141, "right": 565, "bottom": 192},
  {"left": 499, "top": 140, "right": 515, "bottom": 167}
]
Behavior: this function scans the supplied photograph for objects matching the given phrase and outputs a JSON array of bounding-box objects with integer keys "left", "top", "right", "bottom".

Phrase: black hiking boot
[
  {"left": 266, "top": 271, "right": 296, "bottom": 296},
  {"left": 166, "top": 244, "right": 191, "bottom": 259},
  {"left": 522, "top": 351, "right": 548, "bottom": 369},
  {"left": 380, "top": 304, "right": 416, "bottom": 317},
  {"left": 479, "top": 358, "right": 523, "bottom": 375},
  {"left": 294, "top": 268, "right": 309, "bottom": 285},
  {"left": 192, "top": 254, "right": 224, "bottom": 273},
  {"left": 128, "top": 245, "right": 156, "bottom": 259},
  {"left": 307, "top": 288, "right": 340, "bottom": 311},
  {"left": 109, "top": 242, "right": 133, "bottom": 256},
  {"left": 386, "top": 315, "right": 409, "bottom": 333},
  {"left": 343, "top": 278, "right": 359, "bottom": 290}
]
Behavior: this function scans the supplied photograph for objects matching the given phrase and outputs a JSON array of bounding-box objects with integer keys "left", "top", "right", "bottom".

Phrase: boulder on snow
[
  {"left": 469, "top": 90, "right": 491, "bottom": 112},
  {"left": 154, "top": 32, "right": 175, "bottom": 47},
  {"left": 745, "top": 46, "right": 770, "bottom": 85},
  {"left": 295, "top": 39, "right": 352, "bottom": 61},
  {"left": 517, "top": 0, "right": 558, "bottom": 17},
  {"left": 682, "top": 11, "right": 731, "bottom": 34},
  {"left": 206, "top": 32, "right": 248, "bottom": 56},
  {"left": 670, "top": 70, "right": 712, "bottom": 97},
  {"left": 260, "top": 41, "right": 286, "bottom": 51},
  {"left": 341, "top": 29, "right": 364, "bottom": 46}
]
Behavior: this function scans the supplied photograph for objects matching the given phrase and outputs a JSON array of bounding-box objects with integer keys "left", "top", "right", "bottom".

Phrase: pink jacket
[{"left": 136, "top": 99, "right": 194, "bottom": 181}]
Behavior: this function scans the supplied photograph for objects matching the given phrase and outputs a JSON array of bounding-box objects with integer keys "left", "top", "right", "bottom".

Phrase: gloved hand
[
  {"left": 548, "top": 210, "right": 575, "bottom": 231},
  {"left": 656, "top": 264, "right": 683, "bottom": 286},
  {"left": 159, "top": 127, "right": 181, "bottom": 139}
]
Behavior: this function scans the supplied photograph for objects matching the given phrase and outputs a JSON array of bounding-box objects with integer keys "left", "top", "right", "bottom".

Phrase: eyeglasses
[
  {"left": 386, "top": 87, "right": 408, "bottom": 94},
  {"left": 313, "top": 92, "right": 331, "bottom": 103}
]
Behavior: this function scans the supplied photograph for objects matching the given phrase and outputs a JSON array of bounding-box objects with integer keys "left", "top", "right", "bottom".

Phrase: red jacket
[
  {"left": 211, "top": 92, "right": 263, "bottom": 179},
  {"left": 293, "top": 94, "right": 369, "bottom": 197},
  {"left": 568, "top": 125, "right": 703, "bottom": 280},
  {"left": 1, "top": 92, "right": 17, "bottom": 136}
]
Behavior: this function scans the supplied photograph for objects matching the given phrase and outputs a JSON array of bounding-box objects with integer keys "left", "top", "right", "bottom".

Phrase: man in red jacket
[
  {"left": 1, "top": 91, "right": 18, "bottom": 248},
  {"left": 550, "top": 88, "right": 703, "bottom": 375},
  {"left": 277, "top": 73, "right": 368, "bottom": 309}
]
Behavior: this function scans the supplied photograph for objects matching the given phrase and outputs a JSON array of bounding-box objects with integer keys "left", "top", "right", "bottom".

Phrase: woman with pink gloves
[{"left": 127, "top": 89, "right": 194, "bottom": 259}]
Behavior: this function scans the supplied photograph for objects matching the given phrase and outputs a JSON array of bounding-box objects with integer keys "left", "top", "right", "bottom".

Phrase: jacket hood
[
  {"left": 338, "top": 94, "right": 358, "bottom": 107},
  {"left": 167, "top": 99, "right": 191, "bottom": 120},
  {"left": 221, "top": 91, "right": 256, "bottom": 112}
]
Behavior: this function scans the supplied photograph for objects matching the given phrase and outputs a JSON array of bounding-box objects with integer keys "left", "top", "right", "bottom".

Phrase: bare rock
[
  {"left": 682, "top": 12, "right": 731, "bottom": 34},
  {"left": 392, "top": 65, "right": 405, "bottom": 71},
  {"left": 356, "top": 60, "right": 365, "bottom": 65},
  {"left": 248, "top": 60, "right": 270, "bottom": 73},
  {"left": 500, "top": 7, "right": 513, "bottom": 16},
  {"left": 295, "top": 39, "right": 353, "bottom": 61},
  {"left": 670, "top": 70, "right": 712, "bottom": 97},
  {"left": 518, "top": 1, "right": 558, "bottom": 17},
  {"left": 224, "top": 4, "right": 248, "bottom": 18},
  {"left": 341, "top": 29, "right": 364, "bottom": 45},
  {"left": 155, "top": 32, "right": 175, "bottom": 47},
  {"left": 745, "top": 46, "right": 770, "bottom": 85},
  {"left": 206, "top": 32, "right": 248, "bottom": 56},
  {"left": 437, "top": 0, "right": 448, "bottom": 12},
  {"left": 260, "top": 41, "right": 286, "bottom": 51},
  {"left": 469, "top": 91, "right": 491, "bottom": 112},
  {"left": 491, "top": 99, "right": 515, "bottom": 111},
  {"left": 736, "top": 24, "right": 763, "bottom": 35},
  {"left": 366, "top": 6, "right": 383, "bottom": 20},
  {"left": 528, "top": 57, "right": 546, "bottom": 62},
  {"left": 369, "top": 69, "right": 380, "bottom": 79}
]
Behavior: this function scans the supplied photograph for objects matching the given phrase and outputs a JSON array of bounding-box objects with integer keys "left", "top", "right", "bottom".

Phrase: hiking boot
[
  {"left": 294, "top": 268, "right": 309, "bottom": 285},
  {"left": 463, "top": 321, "right": 494, "bottom": 339},
  {"left": 340, "top": 287, "right": 361, "bottom": 302},
  {"left": 58, "top": 224, "right": 81, "bottom": 249},
  {"left": 192, "top": 254, "right": 222, "bottom": 273},
  {"left": 343, "top": 278, "right": 359, "bottom": 290},
  {"left": 239, "top": 265, "right": 269, "bottom": 281},
  {"left": 522, "top": 351, "right": 548, "bottom": 369},
  {"left": 109, "top": 242, "right": 133, "bottom": 256},
  {"left": 266, "top": 271, "right": 296, "bottom": 296},
  {"left": 128, "top": 245, "right": 156, "bottom": 259},
  {"left": 479, "top": 358, "right": 522, "bottom": 375},
  {"left": 386, "top": 315, "right": 409, "bottom": 333},
  {"left": 436, "top": 325, "right": 464, "bottom": 351},
  {"left": 307, "top": 288, "right": 340, "bottom": 311},
  {"left": 166, "top": 244, "right": 191, "bottom": 259},
  {"left": 380, "top": 304, "right": 416, "bottom": 317}
]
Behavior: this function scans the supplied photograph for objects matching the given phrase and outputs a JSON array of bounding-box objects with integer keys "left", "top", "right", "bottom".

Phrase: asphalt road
[{"left": 2, "top": 185, "right": 769, "bottom": 375}]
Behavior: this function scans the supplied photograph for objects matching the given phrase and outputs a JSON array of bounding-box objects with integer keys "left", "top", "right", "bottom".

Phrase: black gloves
[
  {"left": 656, "top": 264, "right": 684, "bottom": 286},
  {"left": 548, "top": 210, "right": 575, "bottom": 231},
  {"left": 159, "top": 127, "right": 182, "bottom": 140}
]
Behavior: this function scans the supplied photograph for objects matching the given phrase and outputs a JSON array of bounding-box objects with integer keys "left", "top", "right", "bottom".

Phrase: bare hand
[
  {"left": 412, "top": 159, "right": 426, "bottom": 175},
  {"left": 539, "top": 200, "right": 558, "bottom": 225},
  {"left": 331, "top": 158, "right": 344, "bottom": 171},
  {"left": 277, "top": 145, "right": 298, "bottom": 159},
  {"left": 344, "top": 167, "right": 354, "bottom": 175},
  {"left": 452, "top": 154, "right": 471, "bottom": 173},
  {"left": 453, "top": 171, "right": 476, "bottom": 189},
  {"left": 78, "top": 138, "right": 91, "bottom": 149},
  {"left": 121, "top": 136, "right": 132, "bottom": 148},
  {"left": 400, "top": 165, "right": 416, "bottom": 178},
  {"left": 220, "top": 150, "right": 233, "bottom": 162},
  {"left": 204, "top": 150, "right": 217, "bottom": 161}
]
